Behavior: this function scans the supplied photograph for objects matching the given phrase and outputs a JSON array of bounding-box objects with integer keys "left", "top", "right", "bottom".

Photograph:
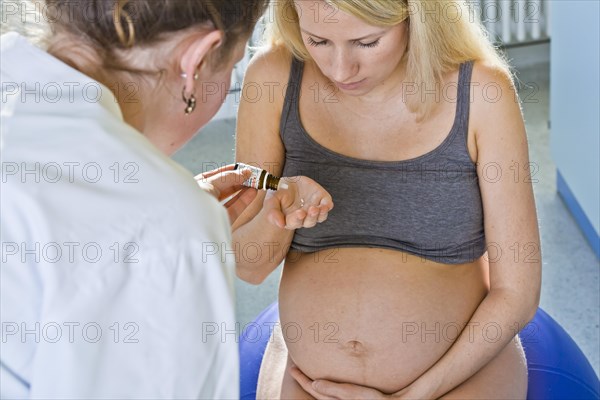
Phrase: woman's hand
[
  {"left": 195, "top": 164, "right": 257, "bottom": 225},
  {"left": 263, "top": 176, "right": 333, "bottom": 230},
  {"left": 290, "top": 365, "right": 434, "bottom": 400}
]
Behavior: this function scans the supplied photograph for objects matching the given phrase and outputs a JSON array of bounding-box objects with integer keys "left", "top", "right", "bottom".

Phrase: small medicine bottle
[{"left": 234, "top": 163, "right": 282, "bottom": 191}]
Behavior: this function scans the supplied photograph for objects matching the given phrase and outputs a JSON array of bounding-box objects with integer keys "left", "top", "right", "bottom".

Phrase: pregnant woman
[{"left": 233, "top": 0, "right": 541, "bottom": 398}]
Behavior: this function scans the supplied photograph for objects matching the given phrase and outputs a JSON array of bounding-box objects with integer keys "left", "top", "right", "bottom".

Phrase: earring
[
  {"left": 182, "top": 86, "right": 197, "bottom": 115},
  {"left": 180, "top": 72, "right": 199, "bottom": 80}
]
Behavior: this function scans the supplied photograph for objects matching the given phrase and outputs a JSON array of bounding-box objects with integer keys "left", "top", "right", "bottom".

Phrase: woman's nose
[{"left": 330, "top": 50, "right": 357, "bottom": 83}]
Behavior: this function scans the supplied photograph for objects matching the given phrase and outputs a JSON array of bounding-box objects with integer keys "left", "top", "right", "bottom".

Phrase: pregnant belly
[{"left": 279, "top": 247, "right": 490, "bottom": 394}]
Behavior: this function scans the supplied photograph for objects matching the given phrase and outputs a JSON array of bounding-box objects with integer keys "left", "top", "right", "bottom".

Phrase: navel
[{"left": 340, "top": 339, "right": 368, "bottom": 357}]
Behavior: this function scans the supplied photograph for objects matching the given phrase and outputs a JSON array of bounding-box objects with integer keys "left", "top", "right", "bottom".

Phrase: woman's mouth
[{"left": 334, "top": 78, "right": 366, "bottom": 91}]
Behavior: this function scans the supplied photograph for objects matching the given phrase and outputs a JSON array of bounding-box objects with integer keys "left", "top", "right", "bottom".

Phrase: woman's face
[{"left": 294, "top": 1, "right": 408, "bottom": 96}]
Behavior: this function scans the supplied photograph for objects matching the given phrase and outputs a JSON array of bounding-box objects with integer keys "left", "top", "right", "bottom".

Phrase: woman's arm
[
  {"left": 408, "top": 62, "right": 543, "bottom": 398},
  {"left": 233, "top": 47, "right": 332, "bottom": 285},
  {"left": 291, "top": 62, "right": 542, "bottom": 399}
]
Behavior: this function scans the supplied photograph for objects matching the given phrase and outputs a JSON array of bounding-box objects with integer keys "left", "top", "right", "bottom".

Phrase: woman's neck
[{"left": 47, "top": 35, "right": 152, "bottom": 133}]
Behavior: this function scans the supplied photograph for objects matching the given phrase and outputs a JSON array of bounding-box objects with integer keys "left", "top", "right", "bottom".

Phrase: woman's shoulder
[
  {"left": 469, "top": 59, "right": 519, "bottom": 114},
  {"left": 468, "top": 59, "right": 524, "bottom": 148},
  {"left": 470, "top": 60, "right": 520, "bottom": 119},
  {"left": 245, "top": 44, "right": 294, "bottom": 85},
  {"left": 443, "top": 59, "right": 514, "bottom": 88},
  {"left": 439, "top": 59, "right": 513, "bottom": 99},
  {"left": 240, "top": 44, "right": 296, "bottom": 111},
  {"left": 470, "top": 59, "right": 515, "bottom": 89}
]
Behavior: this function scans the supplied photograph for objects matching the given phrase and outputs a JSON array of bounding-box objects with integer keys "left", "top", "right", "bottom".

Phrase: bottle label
[{"left": 236, "top": 163, "right": 267, "bottom": 190}]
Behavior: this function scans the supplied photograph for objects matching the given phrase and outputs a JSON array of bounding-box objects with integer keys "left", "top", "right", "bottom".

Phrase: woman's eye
[
  {"left": 357, "top": 39, "right": 380, "bottom": 48},
  {"left": 307, "top": 37, "right": 327, "bottom": 47}
]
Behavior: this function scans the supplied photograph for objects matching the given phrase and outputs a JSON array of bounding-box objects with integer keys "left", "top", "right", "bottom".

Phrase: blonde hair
[{"left": 266, "top": 0, "right": 513, "bottom": 118}]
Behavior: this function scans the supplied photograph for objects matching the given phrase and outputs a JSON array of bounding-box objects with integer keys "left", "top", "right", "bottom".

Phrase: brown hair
[{"left": 44, "top": 0, "right": 268, "bottom": 72}]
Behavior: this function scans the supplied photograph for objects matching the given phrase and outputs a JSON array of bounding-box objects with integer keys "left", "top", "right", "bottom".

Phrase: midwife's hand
[
  {"left": 263, "top": 176, "right": 333, "bottom": 230},
  {"left": 195, "top": 164, "right": 257, "bottom": 225}
]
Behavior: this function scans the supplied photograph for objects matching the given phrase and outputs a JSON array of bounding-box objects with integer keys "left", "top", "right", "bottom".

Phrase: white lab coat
[{"left": 1, "top": 32, "right": 239, "bottom": 399}]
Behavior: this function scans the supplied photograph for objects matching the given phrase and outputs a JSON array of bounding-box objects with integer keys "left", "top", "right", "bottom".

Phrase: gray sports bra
[{"left": 280, "top": 58, "right": 486, "bottom": 264}]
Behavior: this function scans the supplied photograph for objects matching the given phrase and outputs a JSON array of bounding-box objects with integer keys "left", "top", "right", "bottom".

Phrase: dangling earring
[
  {"left": 182, "top": 86, "right": 197, "bottom": 115},
  {"left": 181, "top": 69, "right": 200, "bottom": 115}
]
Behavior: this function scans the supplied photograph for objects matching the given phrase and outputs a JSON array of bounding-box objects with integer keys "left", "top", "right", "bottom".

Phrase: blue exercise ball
[
  {"left": 521, "top": 308, "right": 599, "bottom": 399},
  {"left": 239, "top": 303, "right": 600, "bottom": 400},
  {"left": 239, "top": 302, "right": 279, "bottom": 400}
]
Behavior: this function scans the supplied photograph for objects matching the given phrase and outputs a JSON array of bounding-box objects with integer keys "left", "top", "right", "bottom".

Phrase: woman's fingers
[
  {"left": 262, "top": 176, "right": 334, "bottom": 229},
  {"left": 302, "top": 197, "right": 333, "bottom": 228},
  {"left": 292, "top": 177, "right": 334, "bottom": 227},
  {"left": 196, "top": 181, "right": 220, "bottom": 199},
  {"left": 270, "top": 207, "right": 307, "bottom": 230},
  {"left": 301, "top": 205, "right": 320, "bottom": 228},
  {"left": 284, "top": 208, "right": 308, "bottom": 230},
  {"left": 316, "top": 197, "right": 333, "bottom": 225},
  {"left": 263, "top": 189, "right": 302, "bottom": 229},
  {"left": 213, "top": 169, "right": 253, "bottom": 200},
  {"left": 289, "top": 366, "right": 338, "bottom": 400},
  {"left": 317, "top": 211, "right": 329, "bottom": 223},
  {"left": 198, "top": 163, "right": 236, "bottom": 179},
  {"left": 223, "top": 187, "right": 257, "bottom": 225},
  {"left": 292, "top": 365, "right": 389, "bottom": 400},
  {"left": 197, "top": 170, "right": 332, "bottom": 230},
  {"left": 264, "top": 199, "right": 308, "bottom": 230}
]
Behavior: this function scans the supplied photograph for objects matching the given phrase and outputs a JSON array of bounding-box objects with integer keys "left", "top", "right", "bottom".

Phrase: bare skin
[
  {"left": 259, "top": 250, "right": 528, "bottom": 398},
  {"left": 237, "top": 49, "right": 533, "bottom": 398},
  {"left": 235, "top": 2, "right": 540, "bottom": 398}
]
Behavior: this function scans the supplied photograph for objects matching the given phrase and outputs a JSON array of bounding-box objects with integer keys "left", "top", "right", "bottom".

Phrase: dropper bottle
[{"left": 234, "top": 163, "right": 282, "bottom": 191}]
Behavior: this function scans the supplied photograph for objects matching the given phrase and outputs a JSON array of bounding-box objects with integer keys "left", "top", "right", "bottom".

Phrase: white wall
[{"left": 550, "top": 1, "right": 600, "bottom": 236}]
